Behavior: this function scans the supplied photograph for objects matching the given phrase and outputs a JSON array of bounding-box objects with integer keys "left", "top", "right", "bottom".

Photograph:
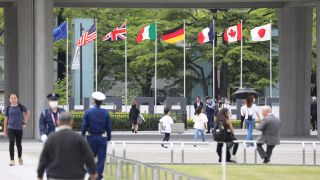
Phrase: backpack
[
  {"left": 6, "top": 103, "right": 25, "bottom": 119},
  {"left": 213, "top": 121, "right": 227, "bottom": 142}
]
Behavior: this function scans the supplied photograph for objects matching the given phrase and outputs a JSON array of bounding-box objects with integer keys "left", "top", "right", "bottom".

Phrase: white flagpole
[
  {"left": 155, "top": 21, "right": 158, "bottom": 106},
  {"left": 212, "top": 20, "right": 215, "bottom": 99},
  {"left": 270, "top": 21, "right": 272, "bottom": 97},
  {"left": 125, "top": 19, "right": 128, "bottom": 111},
  {"left": 240, "top": 20, "right": 243, "bottom": 88},
  {"left": 183, "top": 20, "right": 186, "bottom": 97},
  {"left": 66, "top": 19, "right": 69, "bottom": 105},
  {"left": 95, "top": 18, "right": 98, "bottom": 92}
]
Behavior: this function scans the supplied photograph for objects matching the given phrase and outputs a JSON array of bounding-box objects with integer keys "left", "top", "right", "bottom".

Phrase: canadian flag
[
  {"left": 251, "top": 23, "right": 271, "bottom": 42},
  {"left": 224, "top": 23, "right": 242, "bottom": 43}
]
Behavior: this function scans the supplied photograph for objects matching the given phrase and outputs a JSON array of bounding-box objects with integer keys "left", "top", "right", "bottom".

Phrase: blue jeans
[
  {"left": 194, "top": 129, "right": 205, "bottom": 142},
  {"left": 245, "top": 118, "right": 255, "bottom": 141}
]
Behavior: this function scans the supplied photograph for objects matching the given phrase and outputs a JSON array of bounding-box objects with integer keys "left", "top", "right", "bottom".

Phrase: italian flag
[{"left": 136, "top": 23, "right": 156, "bottom": 43}]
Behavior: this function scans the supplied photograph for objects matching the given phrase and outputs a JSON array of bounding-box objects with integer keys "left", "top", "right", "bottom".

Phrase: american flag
[
  {"left": 76, "top": 24, "right": 97, "bottom": 47},
  {"left": 102, "top": 23, "right": 126, "bottom": 42}
]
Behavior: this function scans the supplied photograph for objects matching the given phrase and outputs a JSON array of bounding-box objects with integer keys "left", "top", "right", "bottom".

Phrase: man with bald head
[{"left": 256, "top": 106, "right": 281, "bottom": 164}]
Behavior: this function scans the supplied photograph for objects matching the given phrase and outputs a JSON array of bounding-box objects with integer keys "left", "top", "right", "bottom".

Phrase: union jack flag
[
  {"left": 102, "top": 23, "right": 126, "bottom": 42},
  {"left": 76, "top": 24, "right": 97, "bottom": 47}
]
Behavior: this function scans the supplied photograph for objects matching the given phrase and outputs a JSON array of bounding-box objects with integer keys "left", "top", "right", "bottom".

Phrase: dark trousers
[
  {"left": 8, "top": 129, "right": 23, "bottom": 160},
  {"left": 206, "top": 114, "right": 213, "bottom": 132},
  {"left": 228, "top": 142, "right": 239, "bottom": 156},
  {"left": 311, "top": 116, "right": 317, "bottom": 130},
  {"left": 216, "top": 143, "right": 231, "bottom": 162},
  {"left": 87, "top": 135, "right": 107, "bottom": 180},
  {"left": 257, "top": 143, "right": 275, "bottom": 161},
  {"left": 240, "top": 116, "right": 245, "bottom": 129},
  {"left": 163, "top": 133, "right": 170, "bottom": 141}
]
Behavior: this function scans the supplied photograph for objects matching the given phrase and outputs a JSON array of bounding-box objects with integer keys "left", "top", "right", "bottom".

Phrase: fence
[
  {"left": 108, "top": 140, "right": 320, "bottom": 165},
  {"left": 106, "top": 153, "right": 206, "bottom": 180}
]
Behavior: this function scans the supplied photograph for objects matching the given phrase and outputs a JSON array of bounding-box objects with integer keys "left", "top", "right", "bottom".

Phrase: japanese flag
[
  {"left": 251, "top": 23, "right": 271, "bottom": 42},
  {"left": 223, "top": 23, "right": 242, "bottom": 43}
]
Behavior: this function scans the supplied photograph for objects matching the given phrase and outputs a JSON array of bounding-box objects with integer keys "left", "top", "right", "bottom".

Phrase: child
[{"left": 159, "top": 107, "right": 174, "bottom": 148}]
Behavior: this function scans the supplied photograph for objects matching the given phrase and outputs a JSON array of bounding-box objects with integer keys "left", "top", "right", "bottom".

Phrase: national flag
[
  {"left": 136, "top": 23, "right": 156, "bottom": 43},
  {"left": 162, "top": 25, "right": 185, "bottom": 44},
  {"left": 53, "top": 21, "right": 67, "bottom": 42},
  {"left": 198, "top": 24, "right": 214, "bottom": 46},
  {"left": 102, "top": 23, "right": 126, "bottom": 42},
  {"left": 223, "top": 23, "right": 242, "bottom": 43},
  {"left": 250, "top": 23, "right": 271, "bottom": 42},
  {"left": 76, "top": 24, "right": 97, "bottom": 47}
]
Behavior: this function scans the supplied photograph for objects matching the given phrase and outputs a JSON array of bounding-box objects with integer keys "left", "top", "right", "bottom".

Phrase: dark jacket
[
  {"left": 311, "top": 102, "right": 317, "bottom": 117},
  {"left": 39, "top": 107, "right": 65, "bottom": 136},
  {"left": 37, "top": 128, "right": 96, "bottom": 179},
  {"left": 194, "top": 102, "right": 204, "bottom": 111},
  {"left": 129, "top": 107, "right": 140, "bottom": 124}
]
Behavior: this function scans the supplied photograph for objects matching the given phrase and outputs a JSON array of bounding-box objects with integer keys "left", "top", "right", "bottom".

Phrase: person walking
[
  {"left": 82, "top": 91, "right": 112, "bottom": 180},
  {"left": 244, "top": 96, "right": 260, "bottom": 146},
  {"left": 215, "top": 108, "right": 238, "bottom": 163},
  {"left": 3, "top": 93, "right": 30, "bottom": 166},
  {"left": 240, "top": 100, "right": 247, "bottom": 129},
  {"left": 205, "top": 96, "right": 215, "bottom": 133},
  {"left": 129, "top": 102, "right": 140, "bottom": 133},
  {"left": 160, "top": 107, "right": 174, "bottom": 148},
  {"left": 193, "top": 106, "right": 208, "bottom": 146},
  {"left": 193, "top": 96, "right": 203, "bottom": 114},
  {"left": 39, "top": 93, "right": 65, "bottom": 142},
  {"left": 256, "top": 106, "right": 281, "bottom": 163},
  {"left": 311, "top": 96, "right": 317, "bottom": 131},
  {"left": 37, "top": 112, "right": 97, "bottom": 180}
]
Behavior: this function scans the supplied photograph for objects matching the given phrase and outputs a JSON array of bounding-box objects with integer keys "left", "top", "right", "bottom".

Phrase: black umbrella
[{"left": 232, "top": 88, "right": 260, "bottom": 99}]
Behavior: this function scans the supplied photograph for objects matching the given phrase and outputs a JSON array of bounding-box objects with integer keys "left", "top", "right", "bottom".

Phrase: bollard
[
  {"left": 116, "top": 159, "right": 123, "bottom": 179},
  {"left": 313, "top": 143, "right": 316, "bottom": 165},
  {"left": 170, "top": 142, "right": 174, "bottom": 164},
  {"left": 181, "top": 142, "right": 184, "bottom": 163},
  {"left": 302, "top": 142, "right": 305, "bottom": 165},
  {"left": 123, "top": 142, "right": 126, "bottom": 159},
  {"left": 243, "top": 142, "right": 247, "bottom": 164},
  {"left": 254, "top": 142, "right": 257, "bottom": 164},
  {"left": 112, "top": 141, "right": 115, "bottom": 156},
  {"left": 221, "top": 142, "right": 227, "bottom": 180}
]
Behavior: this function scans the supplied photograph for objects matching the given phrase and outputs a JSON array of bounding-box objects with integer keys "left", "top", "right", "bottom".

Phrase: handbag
[
  {"left": 247, "top": 108, "right": 253, "bottom": 121},
  {"left": 137, "top": 115, "right": 145, "bottom": 125},
  {"left": 213, "top": 121, "right": 227, "bottom": 142}
]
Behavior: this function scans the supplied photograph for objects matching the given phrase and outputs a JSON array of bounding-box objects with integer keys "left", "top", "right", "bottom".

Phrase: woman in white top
[
  {"left": 244, "top": 96, "right": 260, "bottom": 146},
  {"left": 159, "top": 107, "right": 174, "bottom": 148},
  {"left": 193, "top": 106, "right": 208, "bottom": 145}
]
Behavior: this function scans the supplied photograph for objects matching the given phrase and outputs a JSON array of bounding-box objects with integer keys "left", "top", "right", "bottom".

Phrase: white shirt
[
  {"left": 245, "top": 104, "right": 259, "bottom": 119},
  {"left": 241, "top": 105, "right": 247, "bottom": 116},
  {"left": 193, "top": 113, "right": 208, "bottom": 130},
  {"left": 160, "top": 115, "right": 174, "bottom": 133}
]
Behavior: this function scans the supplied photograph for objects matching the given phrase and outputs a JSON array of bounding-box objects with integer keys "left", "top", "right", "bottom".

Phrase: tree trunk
[{"left": 219, "top": 63, "right": 228, "bottom": 97}]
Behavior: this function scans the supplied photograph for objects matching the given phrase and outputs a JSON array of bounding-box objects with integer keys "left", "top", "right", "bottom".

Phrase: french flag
[{"left": 198, "top": 24, "right": 214, "bottom": 46}]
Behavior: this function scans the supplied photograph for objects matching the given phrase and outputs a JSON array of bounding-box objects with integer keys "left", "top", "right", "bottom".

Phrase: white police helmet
[{"left": 92, "top": 91, "right": 106, "bottom": 101}]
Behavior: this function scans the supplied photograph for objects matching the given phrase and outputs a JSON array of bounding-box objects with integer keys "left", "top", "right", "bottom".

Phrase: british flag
[
  {"left": 102, "top": 23, "right": 126, "bottom": 42},
  {"left": 76, "top": 24, "right": 97, "bottom": 47}
]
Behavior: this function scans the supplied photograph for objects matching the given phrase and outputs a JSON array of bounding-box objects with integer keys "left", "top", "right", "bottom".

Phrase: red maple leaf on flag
[{"left": 228, "top": 29, "right": 236, "bottom": 37}]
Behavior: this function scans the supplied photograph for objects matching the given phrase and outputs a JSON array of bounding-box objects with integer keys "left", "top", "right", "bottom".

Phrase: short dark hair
[
  {"left": 59, "top": 112, "right": 73, "bottom": 125},
  {"left": 9, "top": 93, "right": 19, "bottom": 98},
  {"left": 95, "top": 100, "right": 103, "bottom": 106},
  {"left": 164, "top": 107, "right": 171, "bottom": 115}
]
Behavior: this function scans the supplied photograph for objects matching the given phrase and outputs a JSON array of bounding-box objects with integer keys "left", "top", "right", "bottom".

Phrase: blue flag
[{"left": 53, "top": 21, "right": 67, "bottom": 42}]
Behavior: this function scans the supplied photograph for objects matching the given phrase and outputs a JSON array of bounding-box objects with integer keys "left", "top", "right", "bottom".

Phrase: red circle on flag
[{"left": 258, "top": 28, "right": 266, "bottom": 38}]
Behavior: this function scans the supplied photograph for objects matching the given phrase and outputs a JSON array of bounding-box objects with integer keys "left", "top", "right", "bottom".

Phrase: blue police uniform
[
  {"left": 39, "top": 107, "right": 66, "bottom": 136},
  {"left": 82, "top": 105, "right": 111, "bottom": 180},
  {"left": 205, "top": 99, "right": 215, "bottom": 132}
]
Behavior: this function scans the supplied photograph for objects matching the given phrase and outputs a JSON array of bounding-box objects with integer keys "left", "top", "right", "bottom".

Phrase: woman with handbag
[
  {"left": 215, "top": 108, "right": 237, "bottom": 163},
  {"left": 129, "top": 102, "right": 140, "bottom": 134},
  {"left": 244, "top": 96, "right": 260, "bottom": 147}
]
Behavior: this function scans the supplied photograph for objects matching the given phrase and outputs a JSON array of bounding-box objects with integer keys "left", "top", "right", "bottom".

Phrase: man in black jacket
[
  {"left": 37, "top": 112, "right": 97, "bottom": 180},
  {"left": 193, "top": 96, "right": 203, "bottom": 114},
  {"left": 311, "top": 96, "right": 317, "bottom": 131}
]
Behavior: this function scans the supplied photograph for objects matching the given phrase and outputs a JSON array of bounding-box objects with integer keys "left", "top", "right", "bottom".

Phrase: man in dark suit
[
  {"left": 256, "top": 106, "right": 281, "bottom": 164},
  {"left": 205, "top": 96, "right": 215, "bottom": 133},
  {"left": 193, "top": 96, "right": 203, "bottom": 114},
  {"left": 311, "top": 97, "right": 317, "bottom": 131}
]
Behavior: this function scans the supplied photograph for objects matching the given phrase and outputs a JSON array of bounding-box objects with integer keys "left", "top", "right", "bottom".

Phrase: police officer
[
  {"left": 39, "top": 93, "right": 66, "bottom": 142},
  {"left": 82, "top": 91, "right": 111, "bottom": 180},
  {"left": 205, "top": 96, "right": 215, "bottom": 134}
]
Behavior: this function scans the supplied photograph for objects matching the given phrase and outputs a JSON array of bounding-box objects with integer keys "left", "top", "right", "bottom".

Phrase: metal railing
[
  {"left": 109, "top": 140, "right": 320, "bottom": 165},
  {"left": 106, "top": 153, "right": 206, "bottom": 180}
]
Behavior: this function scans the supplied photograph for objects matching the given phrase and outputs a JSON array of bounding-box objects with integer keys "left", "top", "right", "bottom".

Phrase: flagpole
[
  {"left": 183, "top": 20, "right": 186, "bottom": 97},
  {"left": 240, "top": 20, "right": 243, "bottom": 88},
  {"left": 155, "top": 20, "right": 158, "bottom": 106},
  {"left": 95, "top": 18, "right": 98, "bottom": 92},
  {"left": 270, "top": 20, "right": 272, "bottom": 97},
  {"left": 125, "top": 19, "right": 128, "bottom": 112},
  {"left": 212, "top": 20, "right": 215, "bottom": 100},
  {"left": 66, "top": 19, "right": 69, "bottom": 105}
]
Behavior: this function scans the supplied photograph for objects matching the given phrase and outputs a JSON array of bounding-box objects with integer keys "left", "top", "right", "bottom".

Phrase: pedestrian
[
  {"left": 215, "top": 108, "right": 238, "bottom": 163},
  {"left": 205, "top": 96, "right": 215, "bottom": 133},
  {"left": 82, "top": 91, "right": 112, "bottom": 180},
  {"left": 222, "top": 98, "right": 232, "bottom": 118},
  {"left": 129, "top": 101, "right": 140, "bottom": 133},
  {"left": 39, "top": 93, "right": 65, "bottom": 142},
  {"left": 160, "top": 107, "right": 174, "bottom": 148},
  {"left": 256, "top": 106, "right": 281, "bottom": 163},
  {"left": 240, "top": 100, "right": 247, "bottom": 129},
  {"left": 193, "top": 96, "right": 203, "bottom": 114},
  {"left": 3, "top": 93, "right": 30, "bottom": 166},
  {"left": 244, "top": 96, "right": 260, "bottom": 146},
  {"left": 193, "top": 106, "right": 208, "bottom": 147},
  {"left": 311, "top": 96, "right": 317, "bottom": 131},
  {"left": 37, "top": 112, "right": 97, "bottom": 180}
]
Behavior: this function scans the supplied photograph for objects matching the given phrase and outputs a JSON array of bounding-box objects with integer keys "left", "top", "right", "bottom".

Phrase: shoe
[
  {"left": 194, "top": 144, "right": 197, "bottom": 147},
  {"left": 9, "top": 160, "right": 15, "bottom": 166},
  {"left": 132, "top": 129, "right": 134, "bottom": 133},
  {"left": 206, "top": 132, "right": 210, "bottom": 134},
  {"left": 134, "top": 131, "right": 137, "bottom": 134},
  {"left": 230, "top": 156, "right": 237, "bottom": 163},
  {"left": 263, "top": 158, "right": 270, "bottom": 164},
  {"left": 18, "top": 158, "right": 23, "bottom": 165}
]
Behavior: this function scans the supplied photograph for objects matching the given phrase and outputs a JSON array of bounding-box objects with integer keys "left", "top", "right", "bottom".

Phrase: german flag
[{"left": 162, "top": 25, "right": 185, "bottom": 44}]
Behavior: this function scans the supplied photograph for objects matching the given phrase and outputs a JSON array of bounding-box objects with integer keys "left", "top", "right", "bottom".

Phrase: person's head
[
  {"left": 217, "top": 108, "right": 229, "bottom": 122},
  {"left": 246, "top": 96, "right": 254, "bottom": 108},
  {"left": 9, "top": 93, "right": 19, "bottom": 105},
  {"left": 47, "top": 93, "right": 60, "bottom": 109},
  {"left": 205, "top": 96, "right": 211, "bottom": 103},
  {"left": 225, "top": 98, "right": 229, "bottom": 104},
  {"left": 261, "top": 106, "right": 272, "bottom": 117},
  {"left": 92, "top": 91, "right": 106, "bottom": 107},
  {"left": 242, "top": 100, "right": 246, "bottom": 105},
  {"left": 195, "top": 96, "right": 201, "bottom": 102},
  {"left": 195, "top": 105, "right": 203, "bottom": 115},
  {"left": 59, "top": 112, "right": 74, "bottom": 127},
  {"left": 131, "top": 101, "right": 137, "bottom": 109},
  {"left": 164, "top": 107, "right": 171, "bottom": 116},
  {"left": 312, "top": 96, "right": 317, "bottom": 102}
]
